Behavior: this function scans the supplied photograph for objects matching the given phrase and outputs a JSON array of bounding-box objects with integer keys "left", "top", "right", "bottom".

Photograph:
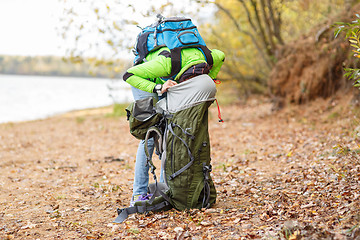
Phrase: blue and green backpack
[
  {"left": 114, "top": 16, "right": 217, "bottom": 224},
  {"left": 132, "top": 14, "right": 214, "bottom": 80}
]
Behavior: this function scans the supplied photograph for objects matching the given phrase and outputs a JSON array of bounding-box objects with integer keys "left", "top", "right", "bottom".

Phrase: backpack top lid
[{"left": 132, "top": 15, "right": 208, "bottom": 66}]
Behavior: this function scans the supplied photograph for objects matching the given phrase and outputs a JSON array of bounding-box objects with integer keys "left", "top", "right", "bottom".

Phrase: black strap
[
  {"left": 134, "top": 32, "right": 152, "bottom": 65},
  {"left": 159, "top": 50, "right": 171, "bottom": 58},
  {"left": 113, "top": 201, "right": 172, "bottom": 223},
  {"left": 170, "top": 136, "right": 175, "bottom": 174},
  {"left": 165, "top": 45, "right": 214, "bottom": 80},
  {"left": 123, "top": 72, "right": 134, "bottom": 82},
  {"left": 202, "top": 163, "right": 212, "bottom": 208},
  {"left": 168, "top": 48, "right": 182, "bottom": 79},
  {"left": 199, "top": 45, "right": 214, "bottom": 67}
]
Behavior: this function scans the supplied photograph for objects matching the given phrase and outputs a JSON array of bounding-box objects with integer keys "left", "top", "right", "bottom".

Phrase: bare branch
[
  {"left": 260, "top": 0, "right": 276, "bottom": 52},
  {"left": 238, "top": 0, "right": 258, "bottom": 33},
  {"left": 214, "top": 2, "right": 273, "bottom": 69},
  {"left": 266, "top": 0, "right": 284, "bottom": 45},
  {"left": 249, "top": 0, "right": 271, "bottom": 56}
]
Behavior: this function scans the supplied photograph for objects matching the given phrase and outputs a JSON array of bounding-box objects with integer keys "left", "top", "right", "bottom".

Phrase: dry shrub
[{"left": 269, "top": 4, "right": 360, "bottom": 107}]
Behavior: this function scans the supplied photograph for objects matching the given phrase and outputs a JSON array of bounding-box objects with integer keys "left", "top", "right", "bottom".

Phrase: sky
[
  {"left": 0, "top": 0, "right": 214, "bottom": 57},
  {"left": 0, "top": 0, "right": 149, "bottom": 57},
  {"left": 0, "top": 0, "right": 64, "bottom": 56}
]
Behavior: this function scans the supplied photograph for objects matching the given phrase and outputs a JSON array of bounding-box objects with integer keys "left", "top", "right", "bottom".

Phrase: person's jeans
[{"left": 131, "top": 86, "right": 164, "bottom": 197}]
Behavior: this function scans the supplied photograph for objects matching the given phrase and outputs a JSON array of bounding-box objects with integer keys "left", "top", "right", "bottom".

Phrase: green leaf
[
  {"left": 352, "top": 31, "right": 360, "bottom": 38},
  {"left": 351, "top": 71, "right": 359, "bottom": 79},
  {"left": 346, "top": 31, "right": 353, "bottom": 39},
  {"left": 334, "top": 28, "right": 343, "bottom": 38}
]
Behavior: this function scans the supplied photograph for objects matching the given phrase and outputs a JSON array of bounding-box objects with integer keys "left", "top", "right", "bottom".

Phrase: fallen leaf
[{"left": 200, "top": 220, "right": 212, "bottom": 226}]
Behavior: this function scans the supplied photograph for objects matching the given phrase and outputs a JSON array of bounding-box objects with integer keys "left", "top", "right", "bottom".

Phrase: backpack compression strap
[
  {"left": 202, "top": 163, "right": 212, "bottom": 208},
  {"left": 113, "top": 125, "right": 173, "bottom": 224},
  {"left": 144, "top": 125, "right": 172, "bottom": 204},
  {"left": 167, "top": 123, "right": 195, "bottom": 181},
  {"left": 167, "top": 46, "right": 214, "bottom": 80},
  {"left": 144, "top": 126, "right": 163, "bottom": 167}
]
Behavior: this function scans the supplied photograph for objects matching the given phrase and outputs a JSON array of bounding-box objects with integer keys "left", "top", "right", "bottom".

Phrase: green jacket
[{"left": 123, "top": 47, "right": 225, "bottom": 93}]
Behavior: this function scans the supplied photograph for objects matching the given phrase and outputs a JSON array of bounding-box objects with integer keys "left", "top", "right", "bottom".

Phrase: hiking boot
[{"left": 130, "top": 193, "right": 153, "bottom": 207}]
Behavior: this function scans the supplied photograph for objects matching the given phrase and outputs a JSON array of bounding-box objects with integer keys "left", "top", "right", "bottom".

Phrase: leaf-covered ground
[{"left": 0, "top": 96, "right": 359, "bottom": 239}]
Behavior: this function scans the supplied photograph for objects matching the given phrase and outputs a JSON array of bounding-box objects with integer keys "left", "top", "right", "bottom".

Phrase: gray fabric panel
[
  {"left": 156, "top": 74, "right": 216, "bottom": 113},
  {"left": 133, "top": 97, "right": 156, "bottom": 121}
]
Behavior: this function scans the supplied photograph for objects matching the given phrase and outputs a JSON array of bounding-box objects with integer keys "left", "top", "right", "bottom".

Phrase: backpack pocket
[
  {"left": 177, "top": 31, "right": 200, "bottom": 45},
  {"left": 126, "top": 97, "right": 162, "bottom": 140}
]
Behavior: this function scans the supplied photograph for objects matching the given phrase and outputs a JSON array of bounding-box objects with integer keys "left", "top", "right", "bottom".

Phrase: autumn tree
[
  {"left": 59, "top": 0, "right": 205, "bottom": 78},
  {"left": 199, "top": 0, "right": 351, "bottom": 95},
  {"left": 60, "top": 0, "right": 350, "bottom": 94},
  {"left": 335, "top": 14, "right": 360, "bottom": 90}
]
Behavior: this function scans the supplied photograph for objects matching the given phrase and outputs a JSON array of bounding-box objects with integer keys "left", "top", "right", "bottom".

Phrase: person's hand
[{"left": 161, "top": 80, "right": 177, "bottom": 94}]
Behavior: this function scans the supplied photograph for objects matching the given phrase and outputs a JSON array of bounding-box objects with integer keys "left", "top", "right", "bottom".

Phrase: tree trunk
[{"left": 266, "top": 0, "right": 284, "bottom": 45}]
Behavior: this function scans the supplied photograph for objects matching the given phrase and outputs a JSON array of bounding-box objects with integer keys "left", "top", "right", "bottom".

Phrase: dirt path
[{"left": 0, "top": 97, "right": 359, "bottom": 239}]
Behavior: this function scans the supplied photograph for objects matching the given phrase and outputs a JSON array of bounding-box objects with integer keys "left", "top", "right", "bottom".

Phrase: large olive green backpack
[{"left": 114, "top": 75, "right": 218, "bottom": 223}]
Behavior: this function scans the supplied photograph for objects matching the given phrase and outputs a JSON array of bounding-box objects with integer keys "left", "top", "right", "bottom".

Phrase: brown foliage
[
  {"left": 269, "top": 4, "right": 360, "bottom": 106},
  {"left": 0, "top": 97, "right": 359, "bottom": 239}
]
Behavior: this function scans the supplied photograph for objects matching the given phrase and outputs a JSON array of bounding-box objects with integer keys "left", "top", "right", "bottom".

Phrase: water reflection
[{"left": 0, "top": 74, "right": 132, "bottom": 123}]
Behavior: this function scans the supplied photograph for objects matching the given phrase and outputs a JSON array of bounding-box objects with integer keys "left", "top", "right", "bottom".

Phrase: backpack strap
[
  {"left": 167, "top": 46, "right": 214, "bottom": 80},
  {"left": 202, "top": 163, "right": 212, "bottom": 208},
  {"left": 134, "top": 32, "right": 152, "bottom": 65},
  {"left": 198, "top": 45, "right": 214, "bottom": 68},
  {"left": 114, "top": 123, "right": 172, "bottom": 224},
  {"left": 167, "top": 123, "right": 195, "bottom": 181},
  {"left": 143, "top": 125, "right": 172, "bottom": 205},
  {"left": 147, "top": 180, "right": 172, "bottom": 204},
  {"left": 144, "top": 126, "right": 163, "bottom": 164},
  {"left": 168, "top": 48, "right": 182, "bottom": 79},
  {"left": 114, "top": 201, "right": 172, "bottom": 223}
]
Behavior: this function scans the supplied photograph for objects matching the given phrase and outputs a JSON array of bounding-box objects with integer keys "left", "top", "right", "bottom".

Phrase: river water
[{"left": 0, "top": 74, "right": 133, "bottom": 123}]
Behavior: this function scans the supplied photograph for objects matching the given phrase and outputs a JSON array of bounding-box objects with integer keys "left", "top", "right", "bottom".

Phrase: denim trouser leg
[
  {"left": 133, "top": 138, "right": 154, "bottom": 196},
  {"left": 131, "top": 87, "right": 164, "bottom": 197}
]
